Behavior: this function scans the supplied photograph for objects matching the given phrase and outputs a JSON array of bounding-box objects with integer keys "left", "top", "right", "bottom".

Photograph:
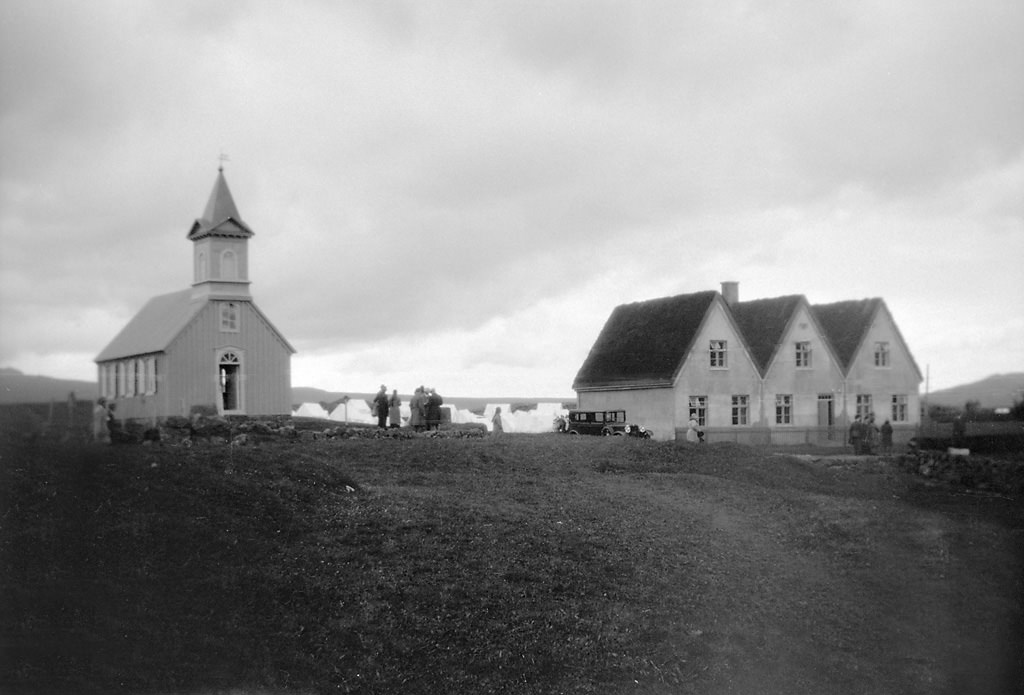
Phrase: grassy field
[{"left": 1, "top": 431, "right": 1021, "bottom": 694}]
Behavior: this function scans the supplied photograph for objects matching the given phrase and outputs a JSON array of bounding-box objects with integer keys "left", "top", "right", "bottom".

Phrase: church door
[{"left": 218, "top": 350, "right": 244, "bottom": 414}]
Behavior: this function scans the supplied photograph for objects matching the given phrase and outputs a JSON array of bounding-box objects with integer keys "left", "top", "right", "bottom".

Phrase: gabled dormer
[{"left": 189, "top": 168, "right": 254, "bottom": 300}]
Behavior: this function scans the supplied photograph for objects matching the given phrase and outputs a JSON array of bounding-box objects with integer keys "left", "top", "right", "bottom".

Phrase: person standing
[
  {"left": 848, "top": 416, "right": 863, "bottom": 454},
  {"left": 864, "top": 413, "right": 878, "bottom": 455},
  {"left": 410, "top": 386, "right": 425, "bottom": 432},
  {"left": 491, "top": 407, "right": 504, "bottom": 436},
  {"left": 92, "top": 397, "right": 110, "bottom": 444},
  {"left": 686, "top": 417, "right": 699, "bottom": 443},
  {"left": 426, "top": 388, "right": 443, "bottom": 431},
  {"left": 880, "top": 419, "right": 893, "bottom": 454},
  {"left": 373, "top": 385, "right": 389, "bottom": 429},
  {"left": 388, "top": 389, "right": 402, "bottom": 429}
]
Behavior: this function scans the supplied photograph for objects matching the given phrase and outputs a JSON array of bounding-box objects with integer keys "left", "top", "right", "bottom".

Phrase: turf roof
[
  {"left": 573, "top": 291, "right": 717, "bottom": 388},
  {"left": 574, "top": 291, "right": 911, "bottom": 390},
  {"left": 811, "top": 299, "right": 882, "bottom": 371},
  {"left": 730, "top": 295, "right": 805, "bottom": 374}
]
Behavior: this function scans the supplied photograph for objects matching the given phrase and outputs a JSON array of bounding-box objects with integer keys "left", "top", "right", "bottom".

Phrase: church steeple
[{"left": 189, "top": 168, "right": 253, "bottom": 300}]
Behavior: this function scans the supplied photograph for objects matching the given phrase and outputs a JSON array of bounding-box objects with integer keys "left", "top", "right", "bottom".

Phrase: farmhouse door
[{"left": 818, "top": 394, "right": 835, "bottom": 441}]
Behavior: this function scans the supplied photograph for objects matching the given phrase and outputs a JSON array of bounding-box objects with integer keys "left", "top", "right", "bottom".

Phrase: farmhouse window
[
  {"left": 731, "top": 395, "right": 749, "bottom": 425},
  {"left": 795, "top": 341, "right": 812, "bottom": 368},
  {"left": 221, "top": 302, "right": 239, "bottom": 332},
  {"left": 874, "top": 342, "right": 890, "bottom": 367},
  {"left": 856, "top": 394, "right": 873, "bottom": 421},
  {"left": 688, "top": 396, "right": 707, "bottom": 426},
  {"left": 106, "top": 364, "right": 116, "bottom": 399},
  {"left": 775, "top": 394, "right": 792, "bottom": 424},
  {"left": 891, "top": 394, "right": 908, "bottom": 422},
  {"left": 709, "top": 340, "right": 727, "bottom": 368}
]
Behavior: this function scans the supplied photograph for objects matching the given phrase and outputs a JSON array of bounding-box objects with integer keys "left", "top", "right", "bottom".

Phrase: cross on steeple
[{"left": 218, "top": 152, "right": 230, "bottom": 172}]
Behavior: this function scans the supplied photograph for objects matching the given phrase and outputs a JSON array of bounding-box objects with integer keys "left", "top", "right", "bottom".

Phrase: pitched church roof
[
  {"left": 187, "top": 168, "right": 254, "bottom": 240},
  {"left": 95, "top": 289, "right": 203, "bottom": 362},
  {"left": 573, "top": 291, "right": 718, "bottom": 389}
]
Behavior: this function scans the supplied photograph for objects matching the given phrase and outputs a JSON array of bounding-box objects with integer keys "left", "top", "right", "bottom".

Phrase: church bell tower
[{"left": 188, "top": 166, "right": 254, "bottom": 300}]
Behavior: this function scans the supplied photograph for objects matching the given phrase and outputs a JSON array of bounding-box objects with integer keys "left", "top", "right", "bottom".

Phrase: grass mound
[{"left": 2, "top": 435, "right": 1021, "bottom": 694}]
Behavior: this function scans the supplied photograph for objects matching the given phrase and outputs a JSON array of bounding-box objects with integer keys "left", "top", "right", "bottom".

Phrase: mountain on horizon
[
  {"left": 926, "top": 372, "right": 1024, "bottom": 410},
  {"left": 0, "top": 367, "right": 98, "bottom": 405},
  {"left": 3, "top": 367, "right": 1019, "bottom": 411}
]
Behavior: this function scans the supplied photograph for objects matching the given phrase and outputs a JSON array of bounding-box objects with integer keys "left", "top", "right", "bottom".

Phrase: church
[{"left": 95, "top": 168, "right": 295, "bottom": 419}]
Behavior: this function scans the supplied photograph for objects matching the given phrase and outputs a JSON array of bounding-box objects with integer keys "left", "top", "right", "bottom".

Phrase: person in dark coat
[
  {"left": 880, "top": 419, "right": 893, "bottom": 454},
  {"left": 425, "top": 388, "right": 443, "bottom": 431},
  {"left": 373, "top": 385, "right": 389, "bottom": 429},
  {"left": 848, "top": 416, "right": 864, "bottom": 454}
]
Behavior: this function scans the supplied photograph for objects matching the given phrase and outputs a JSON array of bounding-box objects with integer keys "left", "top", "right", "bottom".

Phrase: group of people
[
  {"left": 848, "top": 413, "right": 893, "bottom": 454},
  {"left": 373, "top": 385, "right": 445, "bottom": 432}
]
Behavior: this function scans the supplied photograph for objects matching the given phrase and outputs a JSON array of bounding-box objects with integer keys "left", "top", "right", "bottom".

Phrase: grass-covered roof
[
  {"left": 574, "top": 290, "right": 912, "bottom": 390},
  {"left": 573, "top": 291, "right": 717, "bottom": 389}
]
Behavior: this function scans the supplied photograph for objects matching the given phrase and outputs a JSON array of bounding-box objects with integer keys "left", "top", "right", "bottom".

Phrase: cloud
[{"left": 1, "top": 0, "right": 1022, "bottom": 394}]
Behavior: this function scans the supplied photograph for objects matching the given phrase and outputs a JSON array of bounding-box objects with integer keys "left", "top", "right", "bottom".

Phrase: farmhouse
[
  {"left": 573, "top": 282, "right": 923, "bottom": 444},
  {"left": 95, "top": 168, "right": 295, "bottom": 419}
]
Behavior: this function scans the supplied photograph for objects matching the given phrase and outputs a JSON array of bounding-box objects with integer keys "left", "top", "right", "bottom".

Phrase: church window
[
  {"left": 196, "top": 252, "right": 207, "bottom": 281},
  {"left": 221, "top": 250, "right": 237, "bottom": 279},
  {"left": 145, "top": 357, "right": 157, "bottom": 395},
  {"left": 126, "top": 360, "right": 136, "bottom": 397},
  {"left": 221, "top": 302, "right": 239, "bottom": 332}
]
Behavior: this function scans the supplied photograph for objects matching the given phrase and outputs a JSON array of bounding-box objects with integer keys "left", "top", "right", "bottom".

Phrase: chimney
[{"left": 721, "top": 281, "right": 739, "bottom": 307}]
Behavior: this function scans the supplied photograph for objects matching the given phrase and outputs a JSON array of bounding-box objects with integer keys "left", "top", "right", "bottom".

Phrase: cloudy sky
[{"left": 1, "top": 0, "right": 1022, "bottom": 398}]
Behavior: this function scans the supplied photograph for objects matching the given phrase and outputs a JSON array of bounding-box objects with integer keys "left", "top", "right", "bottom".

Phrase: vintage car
[{"left": 560, "top": 409, "right": 652, "bottom": 438}]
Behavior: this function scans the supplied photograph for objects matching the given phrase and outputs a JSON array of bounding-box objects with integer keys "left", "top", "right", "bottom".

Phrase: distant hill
[
  {"left": 0, "top": 368, "right": 97, "bottom": 405},
  {"left": 926, "top": 373, "right": 1024, "bottom": 410}
]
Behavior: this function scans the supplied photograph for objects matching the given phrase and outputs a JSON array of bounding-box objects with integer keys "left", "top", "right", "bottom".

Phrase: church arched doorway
[{"left": 218, "top": 349, "right": 244, "bottom": 414}]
